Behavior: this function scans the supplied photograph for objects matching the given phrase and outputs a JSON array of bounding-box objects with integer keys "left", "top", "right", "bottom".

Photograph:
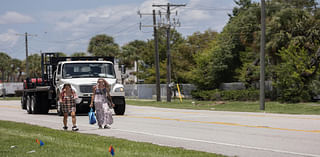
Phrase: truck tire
[
  {"left": 26, "top": 95, "right": 32, "bottom": 114},
  {"left": 113, "top": 97, "right": 126, "bottom": 115},
  {"left": 21, "top": 94, "right": 27, "bottom": 109},
  {"left": 31, "top": 95, "right": 41, "bottom": 114}
]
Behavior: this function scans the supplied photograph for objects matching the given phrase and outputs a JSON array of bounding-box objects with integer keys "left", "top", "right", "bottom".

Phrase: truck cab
[
  {"left": 54, "top": 60, "right": 125, "bottom": 115},
  {"left": 21, "top": 53, "right": 126, "bottom": 115}
]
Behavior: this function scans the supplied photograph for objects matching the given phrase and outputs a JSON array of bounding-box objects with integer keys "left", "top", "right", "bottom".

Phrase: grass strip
[
  {"left": 0, "top": 97, "right": 21, "bottom": 101},
  {"left": 0, "top": 120, "right": 224, "bottom": 157},
  {"left": 127, "top": 99, "right": 320, "bottom": 115}
]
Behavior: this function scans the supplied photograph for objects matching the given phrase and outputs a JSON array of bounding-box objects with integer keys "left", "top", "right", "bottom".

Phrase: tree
[
  {"left": 274, "top": 45, "right": 320, "bottom": 102},
  {"left": 119, "top": 40, "right": 147, "bottom": 69},
  {"left": 16, "top": 59, "right": 25, "bottom": 82},
  {"left": 174, "top": 29, "right": 218, "bottom": 83},
  {"left": 56, "top": 52, "right": 67, "bottom": 57},
  {"left": 217, "top": 0, "right": 320, "bottom": 93},
  {"left": 8, "top": 58, "right": 22, "bottom": 82},
  {"left": 228, "top": 0, "right": 252, "bottom": 19},
  {"left": 137, "top": 28, "right": 187, "bottom": 84},
  {"left": 273, "top": 0, "right": 317, "bottom": 10},
  {"left": 27, "top": 54, "right": 41, "bottom": 78},
  {"left": 71, "top": 52, "right": 88, "bottom": 57},
  {"left": 87, "top": 34, "right": 119, "bottom": 57},
  {"left": 0, "top": 52, "right": 11, "bottom": 82}
]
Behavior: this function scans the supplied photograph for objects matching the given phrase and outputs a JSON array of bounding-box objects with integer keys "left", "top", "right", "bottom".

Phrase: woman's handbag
[{"left": 88, "top": 108, "right": 96, "bottom": 124}]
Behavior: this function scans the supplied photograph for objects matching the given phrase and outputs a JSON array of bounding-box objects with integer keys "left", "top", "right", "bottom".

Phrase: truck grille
[{"left": 80, "top": 85, "right": 94, "bottom": 93}]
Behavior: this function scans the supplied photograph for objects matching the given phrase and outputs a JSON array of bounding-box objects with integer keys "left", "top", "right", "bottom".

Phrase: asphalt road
[{"left": 1, "top": 100, "right": 320, "bottom": 157}]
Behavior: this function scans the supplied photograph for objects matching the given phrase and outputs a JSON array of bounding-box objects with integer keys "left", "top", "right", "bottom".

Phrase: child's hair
[{"left": 63, "top": 83, "right": 72, "bottom": 90}]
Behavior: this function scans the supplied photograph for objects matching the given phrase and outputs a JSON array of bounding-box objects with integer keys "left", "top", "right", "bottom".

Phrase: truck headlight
[{"left": 114, "top": 87, "right": 124, "bottom": 92}]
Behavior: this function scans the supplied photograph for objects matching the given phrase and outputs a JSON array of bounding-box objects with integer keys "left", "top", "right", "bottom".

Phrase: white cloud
[
  {"left": 39, "top": 0, "right": 235, "bottom": 54},
  {"left": 138, "top": 0, "right": 168, "bottom": 13},
  {"left": 48, "top": 5, "right": 136, "bottom": 32},
  {"left": 42, "top": 3, "right": 145, "bottom": 49},
  {"left": 183, "top": 10, "right": 211, "bottom": 20},
  {"left": 0, "top": 29, "right": 20, "bottom": 47},
  {"left": 178, "top": 0, "right": 235, "bottom": 32},
  {"left": 0, "top": 11, "right": 35, "bottom": 24}
]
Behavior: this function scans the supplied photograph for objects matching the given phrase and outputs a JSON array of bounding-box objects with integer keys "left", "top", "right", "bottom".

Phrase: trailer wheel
[
  {"left": 30, "top": 96, "right": 38, "bottom": 114},
  {"left": 21, "top": 94, "right": 27, "bottom": 109},
  {"left": 30, "top": 96, "right": 40, "bottom": 114},
  {"left": 113, "top": 97, "right": 126, "bottom": 115},
  {"left": 26, "top": 96, "right": 32, "bottom": 114}
]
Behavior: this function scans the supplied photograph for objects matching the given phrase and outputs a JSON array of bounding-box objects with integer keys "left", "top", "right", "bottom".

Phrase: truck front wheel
[{"left": 113, "top": 96, "right": 126, "bottom": 115}]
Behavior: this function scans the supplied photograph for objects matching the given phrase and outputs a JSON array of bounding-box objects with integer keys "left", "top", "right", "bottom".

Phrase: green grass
[
  {"left": 0, "top": 97, "right": 21, "bottom": 101},
  {"left": 127, "top": 99, "right": 320, "bottom": 115},
  {"left": 0, "top": 120, "right": 223, "bottom": 157}
]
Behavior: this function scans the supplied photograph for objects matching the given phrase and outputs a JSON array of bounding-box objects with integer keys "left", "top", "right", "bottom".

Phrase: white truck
[{"left": 21, "top": 53, "right": 126, "bottom": 115}]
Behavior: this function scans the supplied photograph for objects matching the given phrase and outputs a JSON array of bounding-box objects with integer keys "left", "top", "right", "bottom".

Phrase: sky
[{"left": 0, "top": 0, "right": 238, "bottom": 60}]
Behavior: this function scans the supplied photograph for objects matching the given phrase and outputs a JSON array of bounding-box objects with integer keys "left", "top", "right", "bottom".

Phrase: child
[{"left": 59, "top": 83, "right": 79, "bottom": 131}]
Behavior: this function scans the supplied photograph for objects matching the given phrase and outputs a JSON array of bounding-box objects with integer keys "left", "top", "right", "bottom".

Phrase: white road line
[{"left": 113, "top": 128, "right": 320, "bottom": 157}]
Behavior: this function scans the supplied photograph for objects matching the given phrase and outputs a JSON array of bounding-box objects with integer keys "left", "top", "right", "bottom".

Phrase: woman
[
  {"left": 59, "top": 83, "right": 79, "bottom": 131},
  {"left": 90, "top": 78, "right": 114, "bottom": 129}
]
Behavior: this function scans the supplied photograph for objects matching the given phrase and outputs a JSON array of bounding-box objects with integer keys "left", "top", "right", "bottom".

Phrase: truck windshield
[{"left": 62, "top": 63, "right": 115, "bottom": 79}]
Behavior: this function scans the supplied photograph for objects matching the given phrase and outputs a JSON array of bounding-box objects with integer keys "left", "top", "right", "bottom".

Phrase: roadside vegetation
[
  {"left": 0, "top": 120, "right": 224, "bottom": 157},
  {"left": 0, "top": 97, "right": 21, "bottom": 101},
  {"left": 127, "top": 99, "right": 320, "bottom": 115}
]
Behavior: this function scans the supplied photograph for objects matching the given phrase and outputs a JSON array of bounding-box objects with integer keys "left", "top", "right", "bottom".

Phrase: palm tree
[
  {"left": 0, "top": 52, "right": 11, "bottom": 82},
  {"left": 71, "top": 52, "right": 88, "bottom": 57},
  {"left": 27, "top": 54, "right": 42, "bottom": 78},
  {"left": 8, "top": 59, "right": 23, "bottom": 82},
  {"left": 88, "top": 34, "right": 120, "bottom": 57}
]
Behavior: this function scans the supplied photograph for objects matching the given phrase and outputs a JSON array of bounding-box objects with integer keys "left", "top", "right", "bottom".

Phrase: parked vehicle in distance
[{"left": 0, "top": 82, "right": 23, "bottom": 96}]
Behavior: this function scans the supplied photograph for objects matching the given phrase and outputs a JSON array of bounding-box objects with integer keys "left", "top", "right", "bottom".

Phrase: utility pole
[
  {"left": 153, "top": 10, "right": 161, "bottom": 102},
  {"left": 260, "top": 0, "right": 266, "bottom": 110},
  {"left": 153, "top": 3, "right": 186, "bottom": 102},
  {"left": 16, "top": 32, "right": 37, "bottom": 78},
  {"left": 137, "top": 10, "right": 162, "bottom": 101},
  {"left": 25, "top": 32, "right": 29, "bottom": 78},
  {"left": 166, "top": 4, "right": 172, "bottom": 102}
]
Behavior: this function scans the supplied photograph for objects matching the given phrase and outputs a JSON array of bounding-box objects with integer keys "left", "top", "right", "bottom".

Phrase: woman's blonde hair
[{"left": 97, "top": 78, "right": 110, "bottom": 91}]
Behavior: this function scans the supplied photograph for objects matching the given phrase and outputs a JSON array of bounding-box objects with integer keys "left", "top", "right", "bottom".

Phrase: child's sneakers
[
  {"left": 72, "top": 126, "right": 79, "bottom": 131},
  {"left": 63, "top": 126, "right": 68, "bottom": 130}
]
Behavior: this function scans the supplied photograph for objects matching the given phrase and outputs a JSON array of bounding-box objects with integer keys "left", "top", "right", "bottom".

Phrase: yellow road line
[
  {"left": 126, "top": 115, "right": 320, "bottom": 133},
  {"left": 131, "top": 108, "right": 320, "bottom": 120}
]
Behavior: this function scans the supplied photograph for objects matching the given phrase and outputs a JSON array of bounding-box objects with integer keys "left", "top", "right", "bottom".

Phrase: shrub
[{"left": 192, "top": 89, "right": 259, "bottom": 101}]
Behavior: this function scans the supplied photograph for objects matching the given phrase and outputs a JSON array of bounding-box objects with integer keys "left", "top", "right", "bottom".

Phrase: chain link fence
[{"left": 124, "top": 84, "right": 196, "bottom": 99}]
